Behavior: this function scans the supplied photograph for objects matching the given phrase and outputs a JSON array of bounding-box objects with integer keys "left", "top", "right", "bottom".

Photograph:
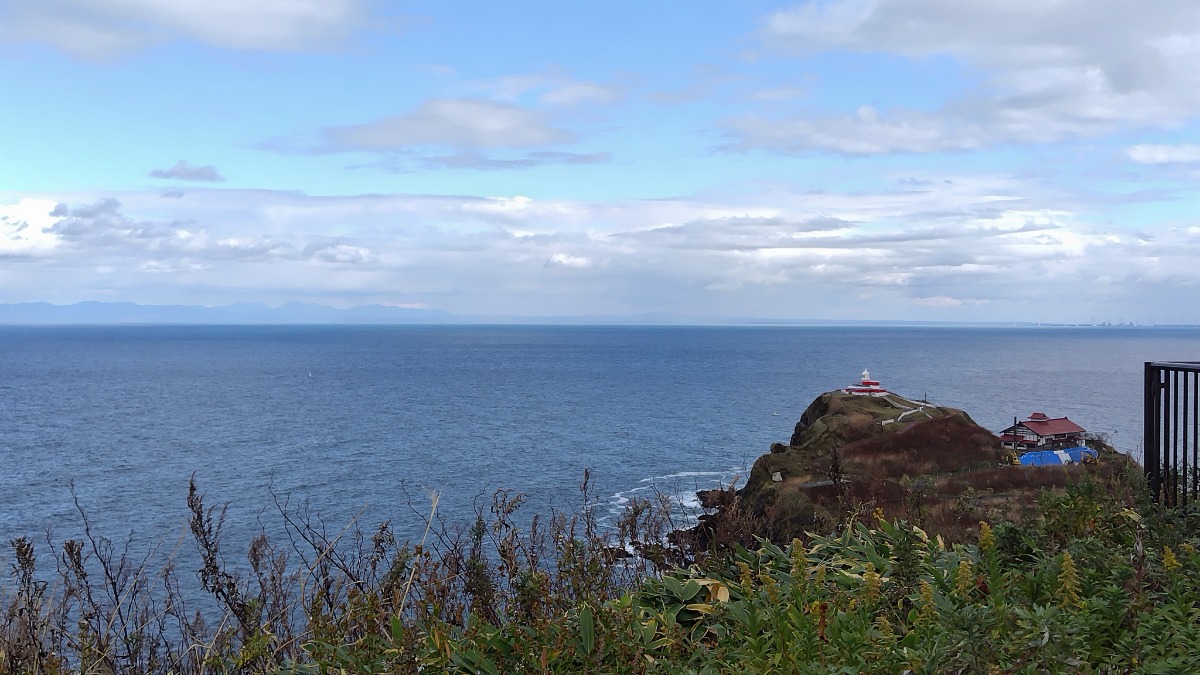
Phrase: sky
[{"left": 2, "top": 1, "right": 1200, "bottom": 323}]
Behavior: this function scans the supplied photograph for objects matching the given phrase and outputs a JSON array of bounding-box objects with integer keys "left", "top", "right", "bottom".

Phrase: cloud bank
[
  {"left": 0, "top": 0, "right": 367, "bottom": 59},
  {"left": 730, "top": 0, "right": 1200, "bottom": 155},
  {"left": 5, "top": 176, "right": 1197, "bottom": 322}
]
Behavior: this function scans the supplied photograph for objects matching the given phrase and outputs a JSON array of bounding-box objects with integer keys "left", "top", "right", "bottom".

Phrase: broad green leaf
[{"left": 579, "top": 604, "right": 595, "bottom": 655}]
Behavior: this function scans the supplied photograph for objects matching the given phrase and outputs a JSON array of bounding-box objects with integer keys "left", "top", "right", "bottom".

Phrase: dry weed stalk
[{"left": 1, "top": 470, "right": 702, "bottom": 673}]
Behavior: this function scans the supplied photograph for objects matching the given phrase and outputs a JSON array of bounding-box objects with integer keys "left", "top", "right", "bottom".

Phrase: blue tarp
[{"left": 1018, "top": 446, "right": 1098, "bottom": 466}]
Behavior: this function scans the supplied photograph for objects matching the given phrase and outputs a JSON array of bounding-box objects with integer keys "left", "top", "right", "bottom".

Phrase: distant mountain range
[
  {"left": 0, "top": 301, "right": 1168, "bottom": 327},
  {"left": 0, "top": 301, "right": 456, "bottom": 325},
  {"left": 0, "top": 302, "right": 766, "bottom": 325}
]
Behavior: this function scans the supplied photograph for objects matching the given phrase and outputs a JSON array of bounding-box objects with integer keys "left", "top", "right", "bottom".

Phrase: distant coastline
[{"left": 2, "top": 301, "right": 1196, "bottom": 327}]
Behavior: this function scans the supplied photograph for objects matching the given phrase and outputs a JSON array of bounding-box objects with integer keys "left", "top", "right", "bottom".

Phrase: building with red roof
[{"left": 999, "top": 412, "right": 1087, "bottom": 450}]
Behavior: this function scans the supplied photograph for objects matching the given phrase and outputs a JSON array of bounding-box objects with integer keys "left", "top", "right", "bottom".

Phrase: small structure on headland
[
  {"left": 1017, "top": 446, "right": 1098, "bottom": 466},
  {"left": 999, "top": 412, "right": 1087, "bottom": 451},
  {"left": 843, "top": 369, "right": 889, "bottom": 397}
]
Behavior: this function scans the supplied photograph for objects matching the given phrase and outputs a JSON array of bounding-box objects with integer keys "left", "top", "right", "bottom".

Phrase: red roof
[
  {"left": 1020, "top": 417, "right": 1085, "bottom": 436},
  {"left": 999, "top": 433, "right": 1033, "bottom": 443}
]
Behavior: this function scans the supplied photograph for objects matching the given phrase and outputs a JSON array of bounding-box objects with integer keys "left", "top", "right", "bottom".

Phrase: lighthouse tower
[{"left": 844, "top": 369, "right": 889, "bottom": 396}]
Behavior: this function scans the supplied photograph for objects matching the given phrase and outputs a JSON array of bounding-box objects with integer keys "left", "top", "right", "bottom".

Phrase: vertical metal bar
[
  {"left": 1171, "top": 367, "right": 1180, "bottom": 504},
  {"left": 1163, "top": 365, "right": 1169, "bottom": 503},
  {"left": 1164, "top": 366, "right": 1172, "bottom": 506},
  {"left": 1146, "top": 362, "right": 1161, "bottom": 503},
  {"left": 1152, "top": 362, "right": 1161, "bottom": 499},
  {"left": 1176, "top": 369, "right": 1183, "bottom": 507},
  {"left": 1192, "top": 369, "right": 1199, "bottom": 504},
  {"left": 1182, "top": 370, "right": 1190, "bottom": 507},
  {"left": 1190, "top": 369, "right": 1200, "bottom": 506}
]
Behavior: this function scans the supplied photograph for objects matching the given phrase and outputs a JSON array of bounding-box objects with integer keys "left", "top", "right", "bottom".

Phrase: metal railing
[{"left": 1145, "top": 361, "right": 1200, "bottom": 506}]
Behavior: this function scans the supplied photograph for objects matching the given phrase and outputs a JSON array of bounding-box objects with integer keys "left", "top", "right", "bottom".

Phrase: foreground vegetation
[{"left": 4, "top": 467, "right": 1200, "bottom": 673}]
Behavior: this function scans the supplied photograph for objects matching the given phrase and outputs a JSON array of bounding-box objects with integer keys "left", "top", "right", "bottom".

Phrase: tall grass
[{"left": 0, "top": 471, "right": 690, "bottom": 673}]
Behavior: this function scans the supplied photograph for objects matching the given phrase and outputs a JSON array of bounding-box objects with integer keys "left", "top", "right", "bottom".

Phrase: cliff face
[{"left": 696, "top": 390, "right": 1130, "bottom": 545}]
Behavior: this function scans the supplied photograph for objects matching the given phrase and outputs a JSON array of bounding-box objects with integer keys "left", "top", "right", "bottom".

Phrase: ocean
[{"left": 1, "top": 325, "right": 1197, "bottom": 552}]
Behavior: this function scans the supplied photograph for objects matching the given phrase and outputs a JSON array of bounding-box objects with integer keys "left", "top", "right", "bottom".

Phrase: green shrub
[{"left": 6, "top": 470, "right": 1200, "bottom": 673}]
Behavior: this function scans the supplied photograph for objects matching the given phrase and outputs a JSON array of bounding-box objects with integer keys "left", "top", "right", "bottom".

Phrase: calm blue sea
[{"left": 1, "top": 325, "right": 1197, "bottom": 552}]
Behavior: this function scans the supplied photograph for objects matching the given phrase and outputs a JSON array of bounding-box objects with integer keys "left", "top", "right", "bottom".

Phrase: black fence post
[
  {"left": 1145, "top": 362, "right": 1200, "bottom": 507},
  {"left": 1145, "top": 362, "right": 1160, "bottom": 503}
]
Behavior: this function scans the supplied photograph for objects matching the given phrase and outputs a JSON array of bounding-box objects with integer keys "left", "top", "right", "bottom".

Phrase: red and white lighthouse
[{"left": 844, "top": 369, "right": 889, "bottom": 396}]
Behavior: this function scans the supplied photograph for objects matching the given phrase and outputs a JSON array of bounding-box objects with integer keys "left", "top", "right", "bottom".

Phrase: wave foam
[{"left": 599, "top": 465, "right": 744, "bottom": 529}]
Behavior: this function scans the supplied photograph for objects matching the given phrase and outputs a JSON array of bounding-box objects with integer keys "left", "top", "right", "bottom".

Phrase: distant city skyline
[{"left": 3, "top": 1, "right": 1200, "bottom": 324}]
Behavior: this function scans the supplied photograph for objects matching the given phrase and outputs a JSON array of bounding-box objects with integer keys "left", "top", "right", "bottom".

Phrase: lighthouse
[{"left": 844, "top": 369, "right": 889, "bottom": 397}]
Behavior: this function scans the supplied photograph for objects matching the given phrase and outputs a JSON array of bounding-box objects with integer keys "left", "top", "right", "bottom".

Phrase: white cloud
[
  {"left": 750, "top": 87, "right": 807, "bottom": 101},
  {"left": 396, "top": 151, "right": 609, "bottom": 171},
  {"left": 306, "top": 243, "right": 374, "bottom": 264},
  {"left": 738, "top": 0, "right": 1200, "bottom": 154},
  {"left": 0, "top": 198, "right": 63, "bottom": 256},
  {"left": 728, "top": 107, "right": 986, "bottom": 154},
  {"left": 913, "top": 295, "right": 990, "bottom": 307},
  {"left": 0, "top": 0, "right": 367, "bottom": 58},
  {"left": 324, "top": 99, "right": 574, "bottom": 151},
  {"left": 149, "top": 160, "right": 225, "bottom": 182},
  {"left": 456, "top": 71, "right": 626, "bottom": 107},
  {"left": 1127, "top": 144, "right": 1200, "bottom": 164},
  {"left": 545, "top": 253, "right": 592, "bottom": 268},
  {"left": 539, "top": 82, "right": 622, "bottom": 106},
  {"left": 763, "top": 0, "right": 1200, "bottom": 79}
]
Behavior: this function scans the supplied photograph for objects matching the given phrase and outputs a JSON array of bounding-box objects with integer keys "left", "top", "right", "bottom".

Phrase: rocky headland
[{"left": 692, "top": 388, "right": 1132, "bottom": 546}]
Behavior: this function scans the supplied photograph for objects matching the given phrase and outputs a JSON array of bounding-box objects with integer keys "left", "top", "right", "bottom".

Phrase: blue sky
[{"left": 3, "top": 0, "right": 1200, "bottom": 323}]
